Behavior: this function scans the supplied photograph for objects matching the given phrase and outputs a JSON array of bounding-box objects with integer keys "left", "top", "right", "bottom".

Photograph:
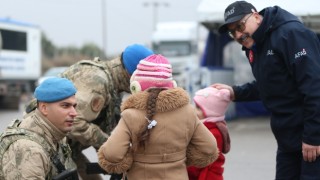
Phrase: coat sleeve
[
  {"left": 233, "top": 80, "right": 260, "bottom": 101},
  {"left": 186, "top": 121, "right": 219, "bottom": 168},
  {"left": 2, "top": 139, "right": 50, "bottom": 179},
  {"left": 279, "top": 28, "right": 320, "bottom": 145},
  {"left": 98, "top": 118, "right": 133, "bottom": 174},
  {"left": 211, "top": 128, "right": 224, "bottom": 154}
]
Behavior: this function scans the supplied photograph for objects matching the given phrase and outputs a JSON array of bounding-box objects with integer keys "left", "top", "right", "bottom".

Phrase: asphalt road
[
  {"left": 0, "top": 102, "right": 276, "bottom": 180},
  {"left": 224, "top": 116, "right": 276, "bottom": 180}
]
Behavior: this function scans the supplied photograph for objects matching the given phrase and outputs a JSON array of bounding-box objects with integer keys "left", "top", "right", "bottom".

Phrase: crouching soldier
[{"left": 0, "top": 77, "right": 79, "bottom": 179}]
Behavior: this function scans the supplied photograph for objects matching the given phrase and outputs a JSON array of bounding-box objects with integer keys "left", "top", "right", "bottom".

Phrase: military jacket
[
  {"left": 60, "top": 57, "right": 129, "bottom": 155},
  {"left": 1, "top": 110, "right": 74, "bottom": 179}
]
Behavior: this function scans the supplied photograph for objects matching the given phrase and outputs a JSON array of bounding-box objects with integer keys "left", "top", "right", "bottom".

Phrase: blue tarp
[
  {"left": 201, "top": 31, "right": 231, "bottom": 67},
  {"left": 236, "top": 102, "right": 270, "bottom": 118}
]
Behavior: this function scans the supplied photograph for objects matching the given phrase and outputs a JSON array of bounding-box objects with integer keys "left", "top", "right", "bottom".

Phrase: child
[
  {"left": 97, "top": 54, "right": 219, "bottom": 180},
  {"left": 188, "top": 86, "right": 231, "bottom": 180}
]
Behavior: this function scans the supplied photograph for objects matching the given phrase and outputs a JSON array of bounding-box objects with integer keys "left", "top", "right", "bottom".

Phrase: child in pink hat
[
  {"left": 98, "top": 54, "right": 219, "bottom": 180},
  {"left": 129, "top": 53, "right": 177, "bottom": 93},
  {"left": 188, "top": 86, "right": 232, "bottom": 180}
]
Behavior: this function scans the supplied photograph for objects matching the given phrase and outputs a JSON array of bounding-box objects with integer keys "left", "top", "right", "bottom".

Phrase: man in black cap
[{"left": 213, "top": 1, "right": 320, "bottom": 179}]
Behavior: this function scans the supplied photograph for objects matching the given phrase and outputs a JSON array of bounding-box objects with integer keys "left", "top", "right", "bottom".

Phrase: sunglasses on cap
[{"left": 228, "top": 13, "right": 253, "bottom": 39}]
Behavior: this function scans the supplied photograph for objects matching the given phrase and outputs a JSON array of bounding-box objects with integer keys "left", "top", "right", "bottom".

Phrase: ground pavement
[{"left": 0, "top": 101, "right": 276, "bottom": 180}]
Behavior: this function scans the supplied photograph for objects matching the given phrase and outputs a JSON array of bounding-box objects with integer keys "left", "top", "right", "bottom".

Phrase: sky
[
  {"left": 2, "top": 0, "right": 320, "bottom": 57},
  {"left": 0, "top": 0, "right": 202, "bottom": 56}
]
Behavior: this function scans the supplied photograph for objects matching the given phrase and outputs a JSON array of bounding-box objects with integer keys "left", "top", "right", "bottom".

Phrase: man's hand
[
  {"left": 302, "top": 142, "right": 320, "bottom": 162},
  {"left": 211, "top": 83, "right": 235, "bottom": 101}
]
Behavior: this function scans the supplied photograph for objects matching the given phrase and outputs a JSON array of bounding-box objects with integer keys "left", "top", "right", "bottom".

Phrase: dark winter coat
[{"left": 233, "top": 6, "right": 320, "bottom": 151}]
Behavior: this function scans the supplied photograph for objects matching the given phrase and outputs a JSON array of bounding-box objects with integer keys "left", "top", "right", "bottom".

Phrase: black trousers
[{"left": 276, "top": 149, "right": 320, "bottom": 180}]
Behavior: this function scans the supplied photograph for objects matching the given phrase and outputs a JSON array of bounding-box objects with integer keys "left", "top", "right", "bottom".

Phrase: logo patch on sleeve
[{"left": 295, "top": 48, "right": 307, "bottom": 59}]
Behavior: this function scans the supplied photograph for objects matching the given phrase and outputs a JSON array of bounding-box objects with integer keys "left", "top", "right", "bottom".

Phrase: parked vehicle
[
  {"left": 0, "top": 18, "right": 41, "bottom": 109},
  {"left": 37, "top": 66, "right": 68, "bottom": 86},
  {"left": 152, "top": 21, "right": 201, "bottom": 97}
]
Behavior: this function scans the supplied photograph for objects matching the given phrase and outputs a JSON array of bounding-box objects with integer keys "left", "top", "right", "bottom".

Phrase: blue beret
[
  {"left": 122, "top": 44, "right": 154, "bottom": 75},
  {"left": 35, "top": 77, "right": 77, "bottom": 102}
]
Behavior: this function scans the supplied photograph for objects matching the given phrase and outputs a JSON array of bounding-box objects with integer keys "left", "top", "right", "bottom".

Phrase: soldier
[
  {"left": 0, "top": 77, "right": 78, "bottom": 179},
  {"left": 24, "top": 44, "right": 153, "bottom": 179},
  {"left": 62, "top": 44, "right": 153, "bottom": 180}
]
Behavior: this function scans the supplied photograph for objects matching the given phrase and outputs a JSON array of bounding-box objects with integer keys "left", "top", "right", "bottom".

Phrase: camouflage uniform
[
  {"left": 60, "top": 57, "right": 130, "bottom": 180},
  {"left": 1, "top": 109, "right": 75, "bottom": 179}
]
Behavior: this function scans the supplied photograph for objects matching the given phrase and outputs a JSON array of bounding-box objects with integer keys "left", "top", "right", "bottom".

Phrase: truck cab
[{"left": 152, "top": 21, "right": 201, "bottom": 97}]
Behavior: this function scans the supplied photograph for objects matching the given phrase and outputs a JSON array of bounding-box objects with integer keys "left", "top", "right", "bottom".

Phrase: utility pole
[
  {"left": 143, "top": 1, "right": 169, "bottom": 31},
  {"left": 101, "top": 0, "right": 107, "bottom": 58}
]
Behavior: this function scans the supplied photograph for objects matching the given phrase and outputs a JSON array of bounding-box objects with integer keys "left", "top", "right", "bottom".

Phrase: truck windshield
[
  {"left": 0, "top": 29, "right": 27, "bottom": 51},
  {"left": 153, "top": 41, "right": 192, "bottom": 57}
]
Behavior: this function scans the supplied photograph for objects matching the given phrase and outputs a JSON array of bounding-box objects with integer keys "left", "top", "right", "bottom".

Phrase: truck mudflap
[
  {"left": 0, "top": 95, "right": 20, "bottom": 110},
  {"left": 0, "top": 82, "right": 21, "bottom": 109}
]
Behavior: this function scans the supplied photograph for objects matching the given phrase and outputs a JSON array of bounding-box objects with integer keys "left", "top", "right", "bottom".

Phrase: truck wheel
[{"left": 0, "top": 96, "right": 20, "bottom": 110}]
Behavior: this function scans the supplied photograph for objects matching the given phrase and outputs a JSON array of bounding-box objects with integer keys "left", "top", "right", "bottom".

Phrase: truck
[
  {"left": 0, "top": 18, "right": 41, "bottom": 109},
  {"left": 151, "top": 21, "right": 201, "bottom": 97}
]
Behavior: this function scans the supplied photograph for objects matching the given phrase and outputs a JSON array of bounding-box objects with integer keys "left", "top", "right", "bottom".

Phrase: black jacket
[{"left": 233, "top": 6, "right": 320, "bottom": 151}]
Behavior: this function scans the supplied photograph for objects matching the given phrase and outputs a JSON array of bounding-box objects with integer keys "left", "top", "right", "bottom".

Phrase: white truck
[
  {"left": 0, "top": 18, "right": 41, "bottom": 109},
  {"left": 152, "top": 21, "right": 201, "bottom": 97}
]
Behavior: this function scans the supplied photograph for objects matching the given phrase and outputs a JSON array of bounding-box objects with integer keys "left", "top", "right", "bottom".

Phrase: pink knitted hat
[
  {"left": 130, "top": 54, "right": 177, "bottom": 93},
  {"left": 193, "top": 87, "right": 231, "bottom": 121}
]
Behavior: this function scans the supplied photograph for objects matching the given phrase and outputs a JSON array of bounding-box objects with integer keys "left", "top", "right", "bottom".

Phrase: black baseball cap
[{"left": 218, "top": 1, "right": 257, "bottom": 33}]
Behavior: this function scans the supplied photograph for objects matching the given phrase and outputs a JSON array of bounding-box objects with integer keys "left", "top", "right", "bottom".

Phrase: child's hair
[
  {"left": 134, "top": 88, "right": 164, "bottom": 151},
  {"left": 130, "top": 54, "right": 175, "bottom": 152}
]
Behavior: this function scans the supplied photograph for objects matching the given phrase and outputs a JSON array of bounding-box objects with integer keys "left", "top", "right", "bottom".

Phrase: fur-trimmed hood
[
  {"left": 121, "top": 87, "right": 190, "bottom": 112},
  {"left": 98, "top": 87, "right": 218, "bottom": 180}
]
